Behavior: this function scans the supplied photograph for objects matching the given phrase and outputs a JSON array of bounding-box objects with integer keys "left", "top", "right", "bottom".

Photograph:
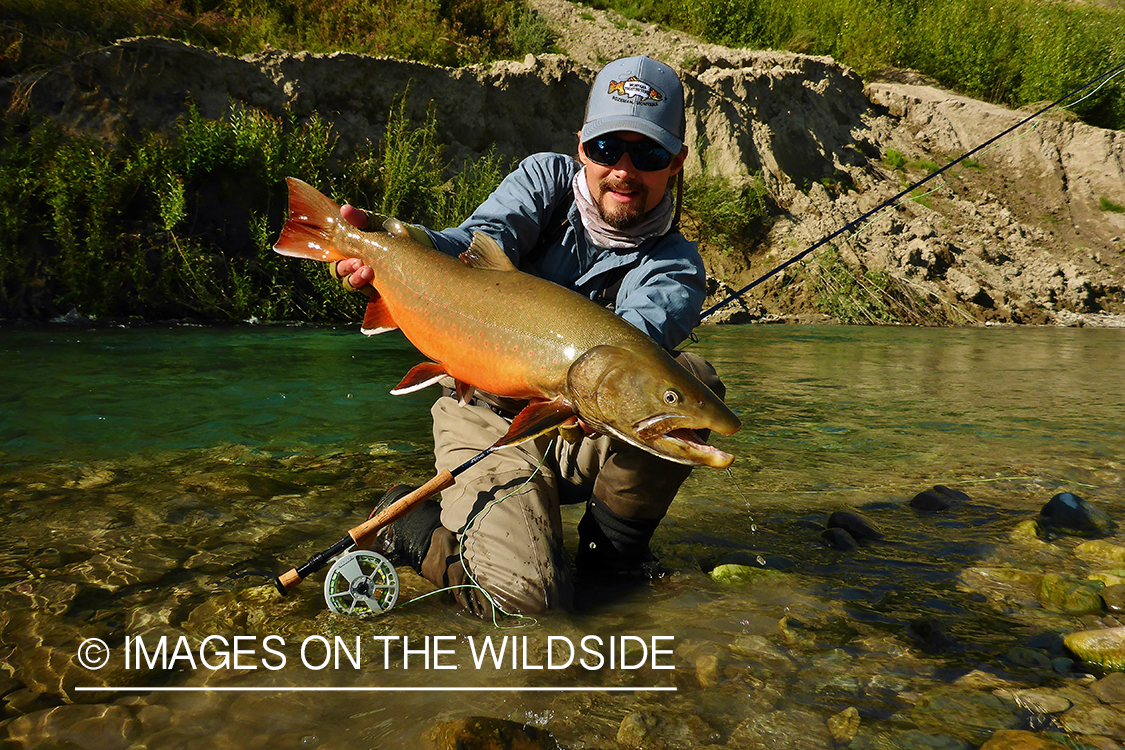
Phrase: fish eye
[{"left": 663, "top": 389, "right": 681, "bottom": 405}]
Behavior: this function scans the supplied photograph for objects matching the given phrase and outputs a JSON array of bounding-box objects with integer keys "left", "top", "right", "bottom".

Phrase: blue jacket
[{"left": 425, "top": 153, "right": 706, "bottom": 351}]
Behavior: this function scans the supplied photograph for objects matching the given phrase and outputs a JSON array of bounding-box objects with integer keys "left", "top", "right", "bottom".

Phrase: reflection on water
[{"left": 0, "top": 323, "right": 1122, "bottom": 748}]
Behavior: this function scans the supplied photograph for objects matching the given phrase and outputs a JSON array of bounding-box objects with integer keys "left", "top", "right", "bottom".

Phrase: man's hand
[
  {"left": 334, "top": 205, "right": 376, "bottom": 295},
  {"left": 331, "top": 205, "right": 434, "bottom": 295}
]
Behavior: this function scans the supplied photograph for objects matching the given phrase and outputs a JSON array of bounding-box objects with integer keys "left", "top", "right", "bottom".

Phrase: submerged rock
[
  {"left": 1038, "top": 493, "right": 1113, "bottom": 537},
  {"left": 1064, "top": 626, "right": 1125, "bottom": 671},
  {"left": 617, "top": 710, "right": 716, "bottom": 749},
  {"left": 911, "top": 485, "right": 971, "bottom": 511},
  {"left": 909, "top": 688, "right": 1021, "bottom": 742},
  {"left": 978, "top": 729, "right": 1071, "bottom": 750},
  {"left": 1101, "top": 584, "right": 1125, "bottom": 613},
  {"left": 1037, "top": 573, "right": 1105, "bottom": 615},
  {"left": 1075, "top": 540, "right": 1125, "bottom": 565},
  {"left": 827, "top": 510, "right": 884, "bottom": 543},
  {"left": 821, "top": 527, "right": 859, "bottom": 551},
  {"left": 709, "top": 564, "right": 791, "bottom": 585},
  {"left": 827, "top": 707, "right": 861, "bottom": 743},
  {"left": 426, "top": 716, "right": 562, "bottom": 750}
]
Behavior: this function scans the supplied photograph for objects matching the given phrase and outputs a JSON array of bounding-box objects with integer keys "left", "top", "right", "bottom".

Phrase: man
[{"left": 334, "top": 55, "right": 724, "bottom": 617}]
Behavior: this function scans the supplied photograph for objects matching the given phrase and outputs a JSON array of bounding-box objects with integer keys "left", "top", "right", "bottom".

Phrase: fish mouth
[{"left": 632, "top": 415, "right": 735, "bottom": 469}]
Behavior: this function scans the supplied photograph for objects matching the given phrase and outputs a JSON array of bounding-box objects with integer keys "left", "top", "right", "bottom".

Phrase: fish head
[{"left": 565, "top": 345, "right": 741, "bottom": 469}]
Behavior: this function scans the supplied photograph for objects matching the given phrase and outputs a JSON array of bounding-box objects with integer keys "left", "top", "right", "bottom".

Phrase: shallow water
[{"left": 1, "top": 323, "right": 1123, "bottom": 748}]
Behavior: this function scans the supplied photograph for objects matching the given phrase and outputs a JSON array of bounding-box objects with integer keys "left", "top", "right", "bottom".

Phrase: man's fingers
[{"left": 340, "top": 204, "right": 368, "bottom": 229}]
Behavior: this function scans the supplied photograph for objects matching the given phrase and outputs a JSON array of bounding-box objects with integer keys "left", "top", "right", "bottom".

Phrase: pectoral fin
[
  {"left": 494, "top": 397, "right": 576, "bottom": 448},
  {"left": 390, "top": 362, "right": 447, "bottom": 395}
]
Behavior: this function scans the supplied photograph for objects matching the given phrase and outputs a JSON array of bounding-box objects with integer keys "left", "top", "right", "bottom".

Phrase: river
[{"left": 1, "top": 322, "right": 1122, "bottom": 748}]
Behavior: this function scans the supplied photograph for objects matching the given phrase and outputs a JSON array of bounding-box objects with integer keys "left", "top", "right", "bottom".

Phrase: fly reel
[{"left": 323, "top": 549, "right": 399, "bottom": 615}]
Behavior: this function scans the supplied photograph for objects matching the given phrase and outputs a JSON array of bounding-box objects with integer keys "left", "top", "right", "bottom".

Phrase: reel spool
[{"left": 323, "top": 549, "right": 399, "bottom": 615}]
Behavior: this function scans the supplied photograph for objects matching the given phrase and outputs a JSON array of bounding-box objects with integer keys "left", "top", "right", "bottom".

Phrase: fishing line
[
  {"left": 396, "top": 439, "right": 556, "bottom": 629},
  {"left": 695, "top": 60, "right": 1125, "bottom": 325}
]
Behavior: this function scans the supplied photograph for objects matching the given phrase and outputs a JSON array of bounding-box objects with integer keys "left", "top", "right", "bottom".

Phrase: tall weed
[
  {"left": 634, "top": 0, "right": 1125, "bottom": 131},
  {"left": 0, "top": 93, "right": 510, "bottom": 321}
]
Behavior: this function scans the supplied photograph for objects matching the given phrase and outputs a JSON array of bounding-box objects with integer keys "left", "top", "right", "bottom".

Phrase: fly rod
[
  {"left": 273, "top": 445, "right": 497, "bottom": 594},
  {"left": 699, "top": 60, "right": 1125, "bottom": 323}
]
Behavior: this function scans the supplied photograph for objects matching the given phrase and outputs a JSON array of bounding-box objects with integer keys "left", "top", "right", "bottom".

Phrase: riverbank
[{"left": 2, "top": 12, "right": 1124, "bottom": 325}]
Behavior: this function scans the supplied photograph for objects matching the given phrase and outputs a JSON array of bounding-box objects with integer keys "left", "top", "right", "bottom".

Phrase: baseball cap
[{"left": 581, "top": 55, "right": 686, "bottom": 155}]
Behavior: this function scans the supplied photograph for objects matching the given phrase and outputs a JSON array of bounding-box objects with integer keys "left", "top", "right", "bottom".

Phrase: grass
[
  {"left": 0, "top": 0, "right": 556, "bottom": 75},
  {"left": 1099, "top": 196, "right": 1125, "bottom": 213},
  {"left": 0, "top": 94, "right": 511, "bottom": 321},
  {"left": 682, "top": 172, "right": 770, "bottom": 252},
  {"left": 809, "top": 246, "right": 964, "bottom": 325},
  {"left": 589, "top": 0, "right": 1125, "bottom": 132}
]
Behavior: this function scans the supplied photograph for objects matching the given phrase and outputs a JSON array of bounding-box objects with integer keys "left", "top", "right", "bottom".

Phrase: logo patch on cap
[{"left": 607, "top": 77, "right": 664, "bottom": 103}]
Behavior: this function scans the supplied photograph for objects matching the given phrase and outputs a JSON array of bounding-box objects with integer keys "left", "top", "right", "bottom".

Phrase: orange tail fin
[{"left": 273, "top": 177, "right": 349, "bottom": 263}]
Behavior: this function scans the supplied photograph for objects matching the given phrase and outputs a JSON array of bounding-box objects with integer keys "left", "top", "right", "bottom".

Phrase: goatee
[{"left": 596, "top": 178, "right": 649, "bottom": 230}]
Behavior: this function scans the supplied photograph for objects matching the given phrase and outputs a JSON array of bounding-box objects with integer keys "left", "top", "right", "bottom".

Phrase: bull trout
[{"left": 274, "top": 178, "right": 740, "bottom": 468}]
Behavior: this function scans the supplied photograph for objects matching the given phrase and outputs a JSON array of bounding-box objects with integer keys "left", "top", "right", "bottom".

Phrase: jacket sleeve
[
  {"left": 615, "top": 238, "right": 707, "bottom": 350},
  {"left": 425, "top": 153, "right": 576, "bottom": 263}
]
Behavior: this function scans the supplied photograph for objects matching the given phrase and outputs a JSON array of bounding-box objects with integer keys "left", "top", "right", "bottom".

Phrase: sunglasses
[{"left": 582, "top": 136, "right": 675, "bottom": 172}]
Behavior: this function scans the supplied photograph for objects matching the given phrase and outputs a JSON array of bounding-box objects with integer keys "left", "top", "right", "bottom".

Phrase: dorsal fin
[
  {"left": 381, "top": 217, "right": 413, "bottom": 240},
  {"left": 459, "top": 232, "right": 518, "bottom": 272}
]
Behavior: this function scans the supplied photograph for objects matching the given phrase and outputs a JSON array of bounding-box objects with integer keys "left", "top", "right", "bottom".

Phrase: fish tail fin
[{"left": 273, "top": 177, "right": 348, "bottom": 263}]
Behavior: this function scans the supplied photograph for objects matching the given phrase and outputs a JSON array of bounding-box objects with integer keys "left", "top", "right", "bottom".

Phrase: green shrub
[
  {"left": 682, "top": 172, "right": 770, "bottom": 252},
  {"left": 0, "top": 93, "right": 510, "bottom": 321},
  {"left": 0, "top": 0, "right": 543, "bottom": 73},
  {"left": 1100, "top": 196, "right": 1125, "bottom": 214},
  {"left": 595, "top": 0, "right": 1125, "bottom": 131}
]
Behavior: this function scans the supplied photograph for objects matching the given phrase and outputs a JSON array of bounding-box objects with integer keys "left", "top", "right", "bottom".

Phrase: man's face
[{"left": 578, "top": 131, "right": 687, "bottom": 230}]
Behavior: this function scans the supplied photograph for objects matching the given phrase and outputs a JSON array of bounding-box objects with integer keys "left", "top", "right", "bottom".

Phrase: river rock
[
  {"left": 709, "top": 564, "right": 791, "bottom": 585},
  {"left": 1036, "top": 573, "right": 1105, "bottom": 615},
  {"left": 616, "top": 710, "right": 715, "bottom": 749},
  {"left": 1008, "top": 519, "right": 1048, "bottom": 545},
  {"left": 993, "top": 687, "right": 1071, "bottom": 714},
  {"left": 1064, "top": 626, "right": 1125, "bottom": 671},
  {"left": 826, "top": 511, "right": 884, "bottom": 542},
  {"left": 1090, "top": 671, "right": 1125, "bottom": 703},
  {"left": 909, "top": 688, "right": 1021, "bottom": 742},
  {"left": 850, "top": 728, "right": 970, "bottom": 750},
  {"left": 426, "top": 716, "right": 561, "bottom": 750},
  {"left": 1057, "top": 703, "right": 1125, "bottom": 740},
  {"left": 827, "top": 707, "right": 860, "bottom": 743},
  {"left": 1100, "top": 584, "right": 1125, "bottom": 613},
  {"left": 1075, "top": 540, "right": 1125, "bottom": 565},
  {"left": 911, "top": 485, "right": 970, "bottom": 511},
  {"left": 978, "top": 729, "right": 1070, "bottom": 750},
  {"left": 959, "top": 567, "right": 1042, "bottom": 607},
  {"left": 4, "top": 704, "right": 142, "bottom": 750},
  {"left": 728, "top": 707, "right": 833, "bottom": 749},
  {"left": 1038, "top": 493, "right": 1113, "bottom": 537},
  {"left": 820, "top": 527, "right": 858, "bottom": 551}
]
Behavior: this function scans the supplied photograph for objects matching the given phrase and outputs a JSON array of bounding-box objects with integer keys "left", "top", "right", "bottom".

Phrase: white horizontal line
[{"left": 76, "top": 686, "right": 676, "bottom": 693}]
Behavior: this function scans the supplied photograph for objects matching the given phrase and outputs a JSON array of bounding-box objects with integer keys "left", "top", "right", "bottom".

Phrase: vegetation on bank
[
  {"left": 0, "top": 99, "right": 765, "bottom": 322},
  {"left": 590, "top": 0, "right": 1125, "bottom": 132},
  {"left": 0, "top": 0, "right": 556, "bottom": 74},
  {"left": 0, "top": 99, "right": 513, "bottom": 320}
]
